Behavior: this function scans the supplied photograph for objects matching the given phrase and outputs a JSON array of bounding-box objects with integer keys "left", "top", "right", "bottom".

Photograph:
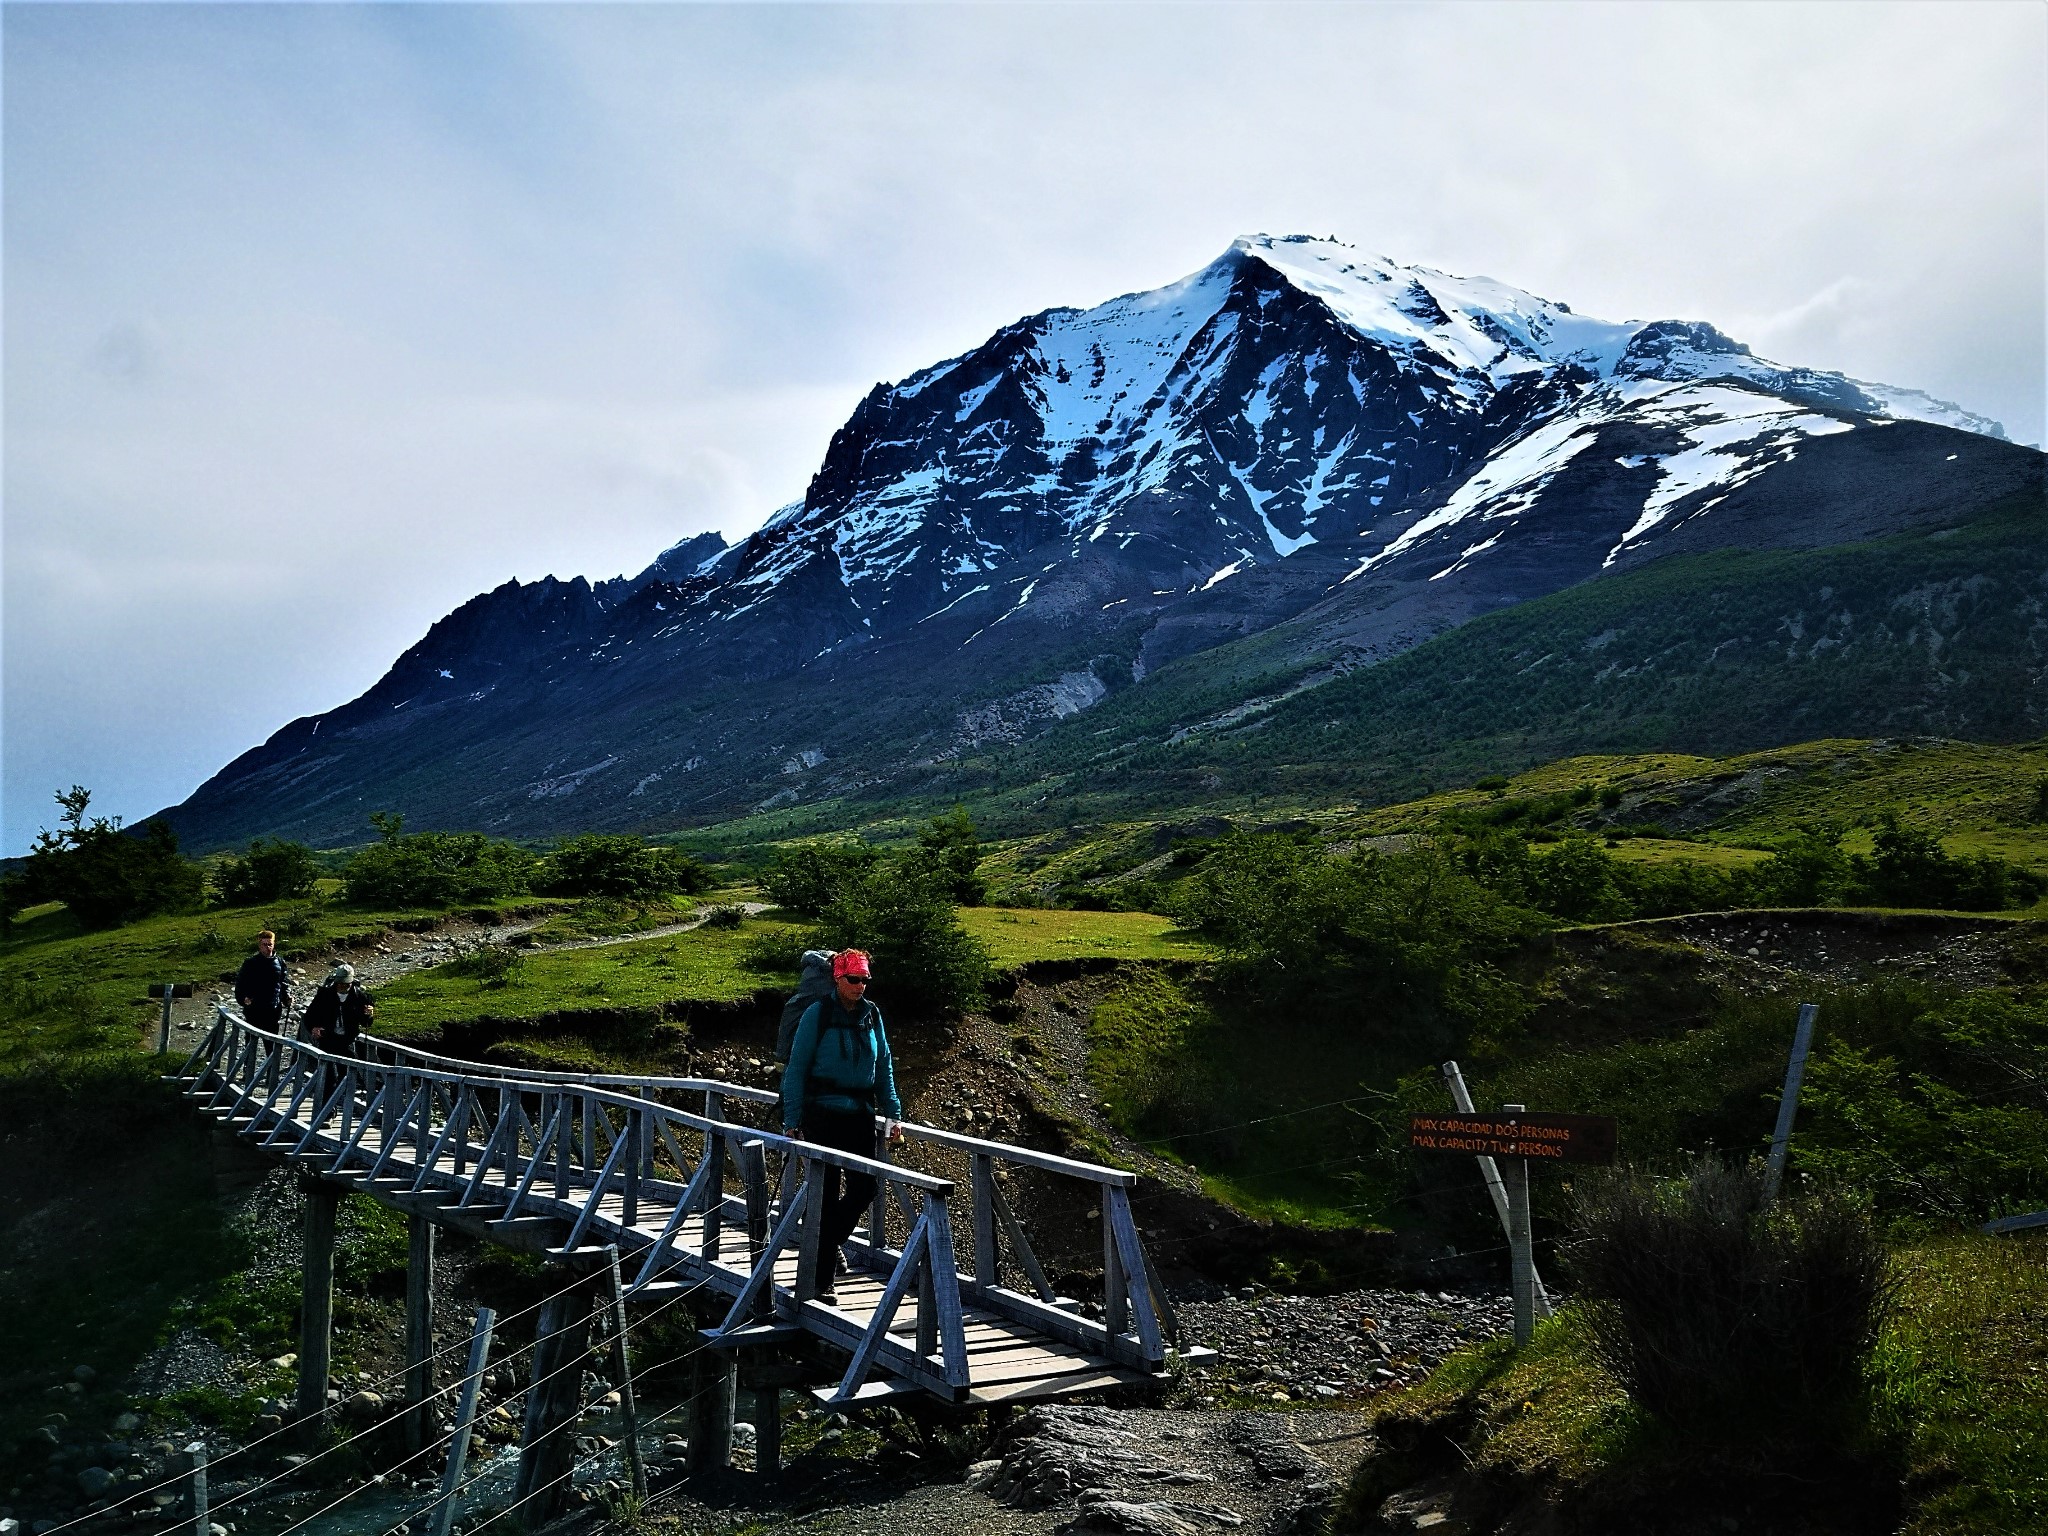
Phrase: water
[{"left": 236, "top": 1392, "right": 691, "bottom": 1536}]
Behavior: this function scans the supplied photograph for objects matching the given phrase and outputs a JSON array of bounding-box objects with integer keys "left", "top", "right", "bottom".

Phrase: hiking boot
[{"left": 815, "top": 1282, "right": 839, "bottom": 1306}]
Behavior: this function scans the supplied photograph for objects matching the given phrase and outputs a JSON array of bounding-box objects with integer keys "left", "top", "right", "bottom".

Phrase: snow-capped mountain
[{"left": 161, "top": 236, "right": 2041, "bottom": 849}]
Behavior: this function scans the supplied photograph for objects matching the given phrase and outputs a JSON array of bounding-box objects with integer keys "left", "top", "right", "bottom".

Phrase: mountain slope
[
  {"left": 159, "top": 237, "right": 2042, "bottom": 850},
  {"left": 971, "top": 486, "right": 2048, "bottom": 820}
]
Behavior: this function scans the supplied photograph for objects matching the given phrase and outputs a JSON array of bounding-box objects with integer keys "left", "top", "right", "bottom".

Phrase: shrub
[
  {"left": 1794, "top": 989, "right": 2048, "bottom": 1228},
  {"left": 762, "top": 841, "right": 883, "bottom": 916},
  {"left": 699, "top": 904, "right": 747, "bottom": 929},
  {"left": 807, "top": 856, "right": 992, "bottom": 1017},
  {"left": 211, "top": 837, "right": 321, "bottom": 906},
  {"left": 1173, "top": 832, "right": 1542, "bottom": 1051},
  {"left": 1567, "top": 1160, "right": 1892, "bottom": 1442},
  {"left": 341, "top": 813, "right": 534, "bottom": 907},
  {"left": 444, "top": 940, "right": 526, "bottom": 988},
  {"left": 540, "top": 834, "right": 711, "bottom": 900},
  {"left": 1850, "top": 810, "right": 2045, "bottom": 911},
  {"left": 7, "top": 787, "right": 203, "bottom": 929}
]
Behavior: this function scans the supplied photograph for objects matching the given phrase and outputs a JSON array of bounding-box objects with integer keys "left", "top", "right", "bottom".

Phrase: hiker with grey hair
[{"left": 302, "top": 963, "right": 374, "bottom": 1059}]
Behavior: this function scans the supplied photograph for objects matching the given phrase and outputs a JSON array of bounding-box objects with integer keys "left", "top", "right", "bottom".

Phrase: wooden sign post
[{"left": 1410, "top": 1104, "right": 1617, "bottom": 1347}]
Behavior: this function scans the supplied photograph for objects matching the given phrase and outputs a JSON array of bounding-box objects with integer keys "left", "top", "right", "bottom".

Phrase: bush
[
  {"left": 210, "top": 837, "right": 321, "bottom": 906},
  {"left": 1173, "top": 832, "right": 1543, "bottom": 1051},
  {"left": 1794, "top": 989, "right": 2048, "bottom": 1228},
  {"left": 443, "top": 940, "right": 526, "bottom": 988},
  {"left": 1568, "top": 1160, "right": 1892, "bottom": 1442},
  {"left": 807, "top": 856, "right": 992, "bottom": 1017},
  {"left": 762, "top": 841, "right": 884, "bottom": 916},
  {"left": 340, "top": 813, "right": 534, "bottom": 908},
  {"left": 1850, "top": 810, "right": 2043, "bottom": 911},
  {"left": 5, "top": 787, "right": 203, "bottom": 929},
  {"left": 540, "top": 834, "right": 711, "bottom": 900}
]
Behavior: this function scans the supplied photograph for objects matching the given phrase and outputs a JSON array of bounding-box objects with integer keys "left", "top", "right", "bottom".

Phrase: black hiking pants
[{"left": 801, "top": 1103, "right": 880, "bottom": 1287}]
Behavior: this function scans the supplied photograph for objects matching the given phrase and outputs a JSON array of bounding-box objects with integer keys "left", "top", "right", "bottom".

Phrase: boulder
[{"left": 74, "top": 1468, "right": 114, "bottom": 1499}]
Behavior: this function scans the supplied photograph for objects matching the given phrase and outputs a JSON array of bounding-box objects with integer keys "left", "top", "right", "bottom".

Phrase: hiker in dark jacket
[
  {"left": 781, "top": 949, "right": 903, "bottom": 1304},
  {"left": 234, "top": 929, "right": 292, "bottom": 1032},
  {"left": 302, "top": 964, "right": 374, "bottom": 1058}
]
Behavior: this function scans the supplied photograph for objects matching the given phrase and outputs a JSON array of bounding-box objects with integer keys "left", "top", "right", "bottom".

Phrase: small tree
[
  {"left": 212, "top": 837, "right": 322, "bottom": 906},
  {"left": 912, "top": 807, "right": 988, "bottom": 905},
  {"left": 763, "top": 841, "right": 884, "bottom": 916},
  {"left": 11, "top": 787, "right": 203, "bottom": 929},
  {"left": 342, "top": 813, "right": 534, "bottom": 908},
  {"left": 808, "top": 855, "right": 992, "bottom": 1017},
  {"left": 541, "top": 834, "right": 711, "bottom": 900}
]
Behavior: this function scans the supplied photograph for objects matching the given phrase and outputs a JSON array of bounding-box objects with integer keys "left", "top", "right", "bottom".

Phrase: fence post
[
  {"left": 185, "top": 1442, "right": 208, "bottom": 1534},
  {"left": 428, "top": 1306, "right": 495, "bottom": 1536},
  {"left": 157, "top": 983, "right": 175, "bottom": 1055},
  {"left": 1443, "top": 1062, "right": 1552, "bottom": 1319},
  {"left": 1763, "top": 1003, "right": 1820, "bottom": 1204},
  {"left": 1503, "top": 1104, "right": 1534, "bottom": 1348}
]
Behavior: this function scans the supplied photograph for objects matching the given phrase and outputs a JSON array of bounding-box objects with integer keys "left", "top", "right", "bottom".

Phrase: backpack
[{"left": 774, "top": 950, "right": 839, "bottom": 1064}]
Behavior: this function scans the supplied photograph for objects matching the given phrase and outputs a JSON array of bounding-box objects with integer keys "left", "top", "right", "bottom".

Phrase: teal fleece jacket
[{"left": 780, "top": 997, "right": 902, "bottom": 1128}]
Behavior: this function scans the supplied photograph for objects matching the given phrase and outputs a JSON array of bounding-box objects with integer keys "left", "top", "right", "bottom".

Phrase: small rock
[
  {"left": 70, "top": 1367, "right": 95, "bottom": 1386},
  {"left": 110, "top": 1414, "right": 141, "bottom": 1436}
]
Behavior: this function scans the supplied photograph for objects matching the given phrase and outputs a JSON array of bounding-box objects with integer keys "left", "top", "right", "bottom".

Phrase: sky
[{"left": 4, "top": 1, "right": 2043, "bottom": 854}]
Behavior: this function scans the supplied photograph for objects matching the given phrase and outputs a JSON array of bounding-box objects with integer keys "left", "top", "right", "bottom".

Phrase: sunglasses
[{"left": 840, "top": 975, "right": 870, "bottom": 986}]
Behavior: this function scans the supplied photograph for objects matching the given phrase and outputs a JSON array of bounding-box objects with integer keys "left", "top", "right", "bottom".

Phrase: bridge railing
[
  {"left": 178, "top": 1010, "right": 978, "bottom": 1400},
  {"left": 183, "top": 1011, "right": 1175, "bottom": 1393},
  {"left": 355, "top": 1030, "right": 1179, "bottom": 1367}
]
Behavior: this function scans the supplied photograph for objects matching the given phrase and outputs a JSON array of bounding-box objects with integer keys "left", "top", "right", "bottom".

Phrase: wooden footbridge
[{"left": 171, "top": 1007, "right": 1194, "bottom": 1499}]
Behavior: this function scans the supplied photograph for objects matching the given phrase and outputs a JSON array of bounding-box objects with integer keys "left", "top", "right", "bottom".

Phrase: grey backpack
[{"left": 774, "top": 949, "right": 839, "bottom": 1064}]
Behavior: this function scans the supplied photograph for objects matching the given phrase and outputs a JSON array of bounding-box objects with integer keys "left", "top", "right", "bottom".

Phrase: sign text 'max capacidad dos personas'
[{"left": 1408, "top": 1112, "right": 1619, "bottom": 1165}]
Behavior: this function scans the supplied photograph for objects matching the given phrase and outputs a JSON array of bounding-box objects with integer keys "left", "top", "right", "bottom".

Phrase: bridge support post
[
  {"left": 685, "top": 1339, "right": 735, "bottom": 1479},
  {"left": 404, "top": 1214, "right": 436, "bottom": 1455},
  {"left": 513, "top": 1274, "right": 597, "bottom": 1528},
  {"left": 296, "top": 1177, "right": 339, "bottom": 1431},
  {"left": 738, "top": 1357, "right": 803, "bottom": 1484}
]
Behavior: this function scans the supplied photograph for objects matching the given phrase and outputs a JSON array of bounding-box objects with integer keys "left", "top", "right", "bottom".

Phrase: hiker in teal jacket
[{"left": 781, "top": 949, "right": 903, "bottom": 1303}]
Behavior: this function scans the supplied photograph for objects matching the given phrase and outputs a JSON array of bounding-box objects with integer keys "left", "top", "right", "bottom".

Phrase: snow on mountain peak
[{"left": 1232, "top": 233, "right": 1638, "bottom": 382}]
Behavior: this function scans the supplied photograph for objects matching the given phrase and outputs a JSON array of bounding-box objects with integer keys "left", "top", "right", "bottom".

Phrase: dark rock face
[{"left": 158, "top": 236, "right": 2042, "bottom": 849}]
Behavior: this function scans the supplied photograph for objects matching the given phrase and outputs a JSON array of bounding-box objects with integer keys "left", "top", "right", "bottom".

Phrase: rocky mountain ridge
[{"left": 160, "top": 236, "right": 2042, "bottom": 849}]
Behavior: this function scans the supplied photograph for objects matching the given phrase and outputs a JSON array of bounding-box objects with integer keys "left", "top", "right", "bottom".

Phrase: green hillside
[{"left": 885, "top": 485, "right": 2047, "bottom": 828}]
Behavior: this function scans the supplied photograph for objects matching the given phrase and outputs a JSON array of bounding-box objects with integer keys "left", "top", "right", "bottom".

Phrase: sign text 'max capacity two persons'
[{"left": 1408, "top": 1111, "right": 1619, "bottom": 1166}]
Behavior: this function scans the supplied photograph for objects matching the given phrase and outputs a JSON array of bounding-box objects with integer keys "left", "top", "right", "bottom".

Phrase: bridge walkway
[{"left": 175, "top": 1009, "right": 1199, "bottom": 1409}]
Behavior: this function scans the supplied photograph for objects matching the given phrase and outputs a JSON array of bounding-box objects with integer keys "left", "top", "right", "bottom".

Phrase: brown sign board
[{"left": 1409, "top": 1112, "right": 1618, "bottom": 1166}]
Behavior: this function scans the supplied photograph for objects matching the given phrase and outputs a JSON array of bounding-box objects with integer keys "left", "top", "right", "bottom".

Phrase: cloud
[{"left": 4, "top": 0, "right": 2043, "bottom": 849}]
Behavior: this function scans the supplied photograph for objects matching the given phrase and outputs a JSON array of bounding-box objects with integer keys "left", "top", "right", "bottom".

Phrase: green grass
[
  {"left": 1595, "top": 837, "right": 1772, "bottom": 870},
  {"left": 0, "top": 886, "right": 560, "bottom": 1066},
  {"left": 960, "top": 906, "right": 1213, "bottom": 967},
  {"left": 368, "top": 906, "right": 1208, "bottom": 1037},
  {"left": 372, "top": 918, "right": 807, "bottom": 1035},
  {"left": 1875, "top": 1233, "right": 2048, "bottom": 1533}
]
